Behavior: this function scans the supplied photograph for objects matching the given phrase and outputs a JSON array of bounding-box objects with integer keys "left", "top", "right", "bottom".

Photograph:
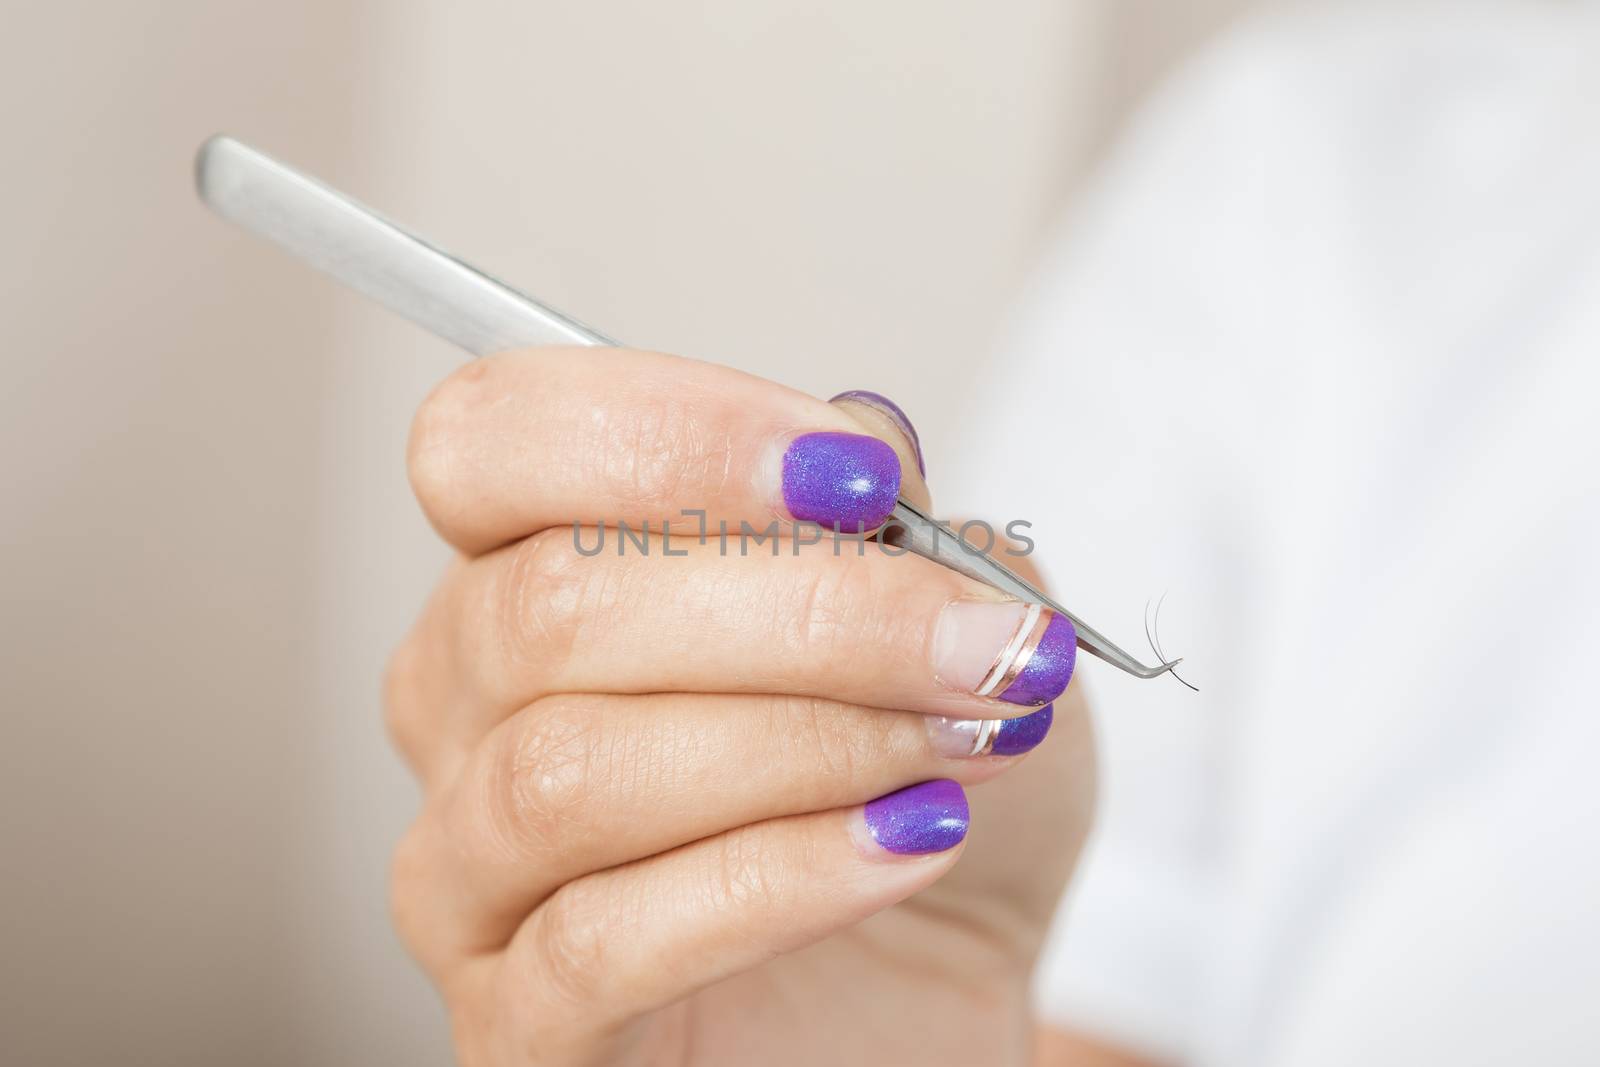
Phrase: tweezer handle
[{"left": 196, "top": 136, "right": 615, "bottom": 354}]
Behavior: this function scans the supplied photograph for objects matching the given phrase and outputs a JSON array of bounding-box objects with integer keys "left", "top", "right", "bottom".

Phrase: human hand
[{"left": 385, "top": 349, "right": 1095, "bottom": 1065}]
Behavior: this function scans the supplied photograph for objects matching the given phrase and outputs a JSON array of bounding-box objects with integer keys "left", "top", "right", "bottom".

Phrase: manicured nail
[
  {"left": 829, "top": 390, "right": 927, "bottom": 476},
  {"left": 934, "top": 600, "right": 1077, "bottom": 706},
  {"left": 991, "top": 703, "right": 1055, "bottom": 754},
  {"left": 781, "top": 431, "right": 901, "bottom": 530},
  {"left": 926, "top": 704, "right": 1054, "bottom": 757},
  {"left": 863, "top": 779, "right": 970, "bottom": 855}
]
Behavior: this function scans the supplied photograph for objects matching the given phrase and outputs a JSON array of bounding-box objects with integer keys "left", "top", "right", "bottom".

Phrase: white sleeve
[
  {"left": 941, "top": 4, "right": 1600, "bottom": 1061},
  {"left": 935, "top": 22, "right": 1299, "bottom": 1062}
]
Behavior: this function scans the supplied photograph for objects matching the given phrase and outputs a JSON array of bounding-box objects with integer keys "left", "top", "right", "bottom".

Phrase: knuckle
[
  {"left": 770, "top": 696, "right": 878, "bottom": 788},
  {"left": 792, "top": 554, "right": 891, "bottom": 668},
  {"left": 524, "top": 882, "right": 609, "bottom": 1007},
  {"left": 708, "top": 825, "right": 796, "bottom": 914},
  {"left": 387, "top": 824, "right": 435, "bottom": 957},
  {"left": 484, "top": 528, "right": 592, "bottom": 687},
  {"left": 476, "top": 703, "right": 599, "bottom": 863},
  {"left": 584, "top": 390, "right": 733, "bottom": 509},
  {"left": 406, "top": 364, "right": 489, "bottom": 532},
  {"left": 381, "top": 632, "right": 430, "bottom": 766}
]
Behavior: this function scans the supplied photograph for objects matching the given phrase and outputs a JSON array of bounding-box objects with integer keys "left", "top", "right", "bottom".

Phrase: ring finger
[{"left": 391, "top": 689, "right": 1054, "bottom": 969}]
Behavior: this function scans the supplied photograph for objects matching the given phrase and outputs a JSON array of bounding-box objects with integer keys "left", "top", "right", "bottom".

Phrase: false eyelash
[{"left": 1146, "top": 592, "right": 1199, "bottom": 692}]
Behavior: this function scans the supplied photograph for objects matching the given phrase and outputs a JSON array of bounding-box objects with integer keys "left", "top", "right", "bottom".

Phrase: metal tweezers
[{"left": 194, "top": 135, "right": 1180, "bottom": 681}]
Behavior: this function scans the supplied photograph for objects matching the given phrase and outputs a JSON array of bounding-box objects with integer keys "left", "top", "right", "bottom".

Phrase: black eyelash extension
[{"left": 1146, "top": 593, "right": 1199, "bottom": 692}]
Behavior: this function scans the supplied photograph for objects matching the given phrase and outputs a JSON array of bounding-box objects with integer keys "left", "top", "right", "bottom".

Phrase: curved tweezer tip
[
  {"left": 1026, "top": 594, "right": 1183, "bottom": 680},
  {"left": 1012, "top": 565, "right": 1185, "bottom": 679},
  {"left": 1052, "top": 606, "right": 1182, "bottom": 680},
  {"left": 885, "top": 500, "right": 1187, "bottom": 683},
  {"left": 1126, "top": 656, "right": 1184, "bottom": 679}
]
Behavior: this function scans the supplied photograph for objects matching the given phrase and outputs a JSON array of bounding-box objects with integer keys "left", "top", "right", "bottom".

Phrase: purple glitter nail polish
[
  {"left": 990, "top": 704, "right": 1054, "bottom": 756},
  {"left": 829, "top": 390, "right": 927, "bottom": 476},
  {"left": 781, "top": 431, "right": 901, "bottom": 531},
  {"left": 999, "top": 614, "right": 1077, "bottom": 707},
  {"left": 863, "top": 779, "right": 970, "bottom": 855}
]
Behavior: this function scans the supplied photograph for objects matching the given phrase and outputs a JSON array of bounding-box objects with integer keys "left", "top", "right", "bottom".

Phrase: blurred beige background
[{"left": 0, "top": 3, "right": 1248, "bottom": 1063}]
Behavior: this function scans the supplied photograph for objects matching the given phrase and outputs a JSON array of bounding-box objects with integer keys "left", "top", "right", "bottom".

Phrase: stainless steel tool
[{"left": 194, "top": 134, "right": 1181, "bottom": 681}]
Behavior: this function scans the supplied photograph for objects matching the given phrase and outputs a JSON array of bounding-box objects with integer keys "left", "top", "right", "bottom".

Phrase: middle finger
[{"left": 409, "top": 529, "right": 1078, "bottom": 758}]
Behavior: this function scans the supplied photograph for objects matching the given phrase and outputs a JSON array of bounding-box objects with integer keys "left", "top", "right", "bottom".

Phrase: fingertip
[
  {"left": 926, "top": 704, "right": 1055, "bottom": 759},
  {"left": 856, "top": 779, "right": 971, "bottom": 857},
  {"left": 830, "top": 391, "right": 926, "bottom": 477},
  {"left": 830, "top": 390, "right": 931, "bottom": 508},
  {"left": 779, "top": 430, "right": 903, "bottom": 531}
]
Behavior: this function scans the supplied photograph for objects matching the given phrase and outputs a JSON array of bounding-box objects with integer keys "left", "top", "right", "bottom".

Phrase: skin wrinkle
[
  {"left": 518, "top": 699, "right": 707, "bottom": 872},
  {"left": 610, "top": 708, "right": 646, "bottom": 809},
  {"left": 809, "top": 552, "right": 921, "bottom": 701},
  {"left": 771, "top": 697, "right": 838, "bottom": 790},
  {"left": 673, "top": 406, "right": 738, "bottom": 513},
  {"left": 793, "top": 695, "right": 857, "bottom": 791},
  {"left": 471, "top": 737, "right": 535, "bottom": 872},
  {"left": 504, "top": 710, "right": 595, "bottom": 859},
  {"left": 620, "top": 706, "right": 676, "bottom": 814},
  {"left": 623, "top": 403, "right": 686, "bottom": 508},
  {"left": 756, "top": 566, "right": 809, "bottom": 686},
  {"left": 712, "top": 422, "right": 736, "bottom": 503},
  {"left": 712, "top": 824, "right": 788, "bottom": 913},
  {"left": 649, "top": 713, "right": 700, "bottom": 806},
  {"left": 576, "top": 561, "right": 628, "bottom": 669},
  {"left": 587, "top": 406, "right": 644, "bottom": 512},
  {"left": 583, "top": 384, "right": 732, "bottom": 515},
  {"left": 496, "top": 529, "right": 637, "bottom": 706},
  {"left": 523, "top": 883, "right": 610, "bottom": 1013},
  {"left": 792, "top": 550, "right": 887, "bottom": 685},
  {"left": 498, "top": 530, "right": 585, "bottom": 680},
  {"left": 669, "top": 563, "right": 768, "bottom": 687},
  {"left": 840, "top": 562, "right": 911, "bottom": 690},
  {"left": 803, "top": 695, "right": 885, "bottom": 792}
]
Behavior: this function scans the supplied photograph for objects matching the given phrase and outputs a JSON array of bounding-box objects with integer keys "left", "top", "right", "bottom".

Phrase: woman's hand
[{"left": 385, "top": 349, "right": 1096, "bottom": 1066}]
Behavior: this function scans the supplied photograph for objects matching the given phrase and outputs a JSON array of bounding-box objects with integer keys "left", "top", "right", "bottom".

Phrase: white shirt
[{"left": 942, "top": 4, "right": 1600, "bottom": 1064}]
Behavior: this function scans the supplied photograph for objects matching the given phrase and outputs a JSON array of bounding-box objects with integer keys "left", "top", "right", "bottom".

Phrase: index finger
[{"left": 407, "top": 347, "right": 929, "bottom": 557}]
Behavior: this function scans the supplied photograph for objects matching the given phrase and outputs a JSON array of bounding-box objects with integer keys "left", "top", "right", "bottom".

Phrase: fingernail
[
  {"left": 934, "top": 600, "right": 1077, "bottom": 706},
  {"left": 781, "top": 431, "right": 901, "bottom": 530},
  {"left": 991, "top": 703, "right": 1055, "bottom": 754},
  {"left": 829, "top": 390, "right": 926, "bottom": 476},
  {"left": 862, "top": 779, "right": 970, "bottom": 855},
  {"left": 926, "top": 703, "right": 1054, "bottom": 757}
]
